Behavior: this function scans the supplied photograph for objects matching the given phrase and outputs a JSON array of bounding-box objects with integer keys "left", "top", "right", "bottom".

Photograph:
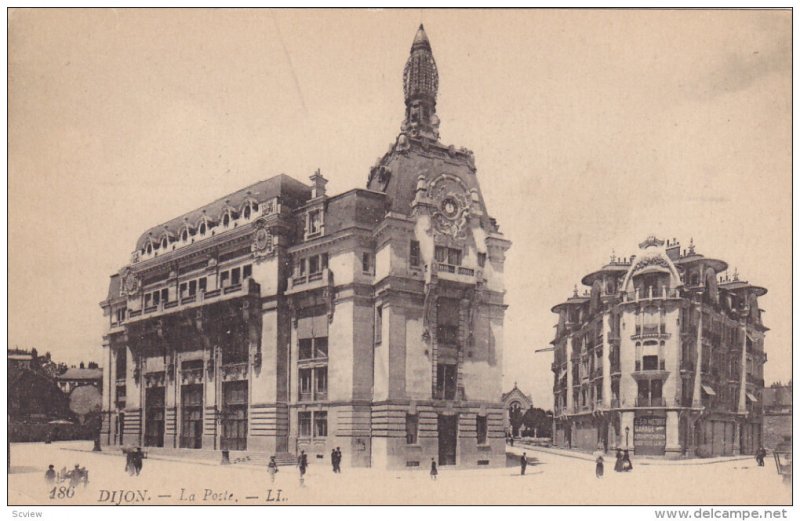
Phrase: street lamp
[
  {"left": 773, "top": 436, "right": 792, "bottom": 484},
  {"left": 625, "top": 426, "right": 630, "bottom": 449}
]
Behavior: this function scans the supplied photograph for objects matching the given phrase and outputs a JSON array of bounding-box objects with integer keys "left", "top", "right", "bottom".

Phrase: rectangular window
[
  {"left": 406, "top": 414, "right": 419, "bottom": 444},
  {"left": 410, "top": 241, "right": 421, "bottom": 267},
  {"left": 362, "top": 252, "right": 372, "bottom": 274},
  {"left": 153, "top": 291, "right": 161, "bottom": 306},
  {"left": 315, "top": 367, "right": 328, "bottom": 396},
  {"left": 144, "top": 293, "right": 152, "bottom": 308},
  {"left": 299, "top": 368, "right": 312, "bottom": 399},
  {"left": 314, "top": 337, "right": 328, "bottom": 358},
  {"left": 188, "top": 280, "right": 197, "bottom": 296},
  {"left": 115, "top": 350, "right": 126, "bottom": 378},
  {"left": 308, "top": 210, "right": 321, "bottom": 235},
  {"left": 447, "top": 248, "right": 462, "bottom": 266},
  {"left": 243, "top": 264, "right": 252, "bottom": 280},
  {"left": 435, "top": 246, "right": 447, "bottom": 263},
  {"left": 231, "top": 267, "right": 241, "bottom": 286},
  {"left": 299, "top": 339, "right": 313, "bottom": 360},
  {"left": 298, "top": 258, "right": 306, "bottom": 276},
  {"left": 298, "top": 412, "right": 312, "bottom": 437},
  {"left": 309, "top": 255, "right": 320, "bottom": 274},
  {"left": 220, "top": 271, "right": 230, "bottom": 288},
  {"left": 199, "top": 277, "right": 207, "bottom": 293},
  {"left": 476, "top": 415, "right": 488, "bottom": 445},
  {"left": 321, "top": 253, "right": 328, "bottom": 270},
  {"left": 180, "top": 282, "right": 188, "bottom": 297},
  {"left": 375, "top": 306, "right": 383, "bottom": 344},
  {"left": 436, "top": 364, "right": 458, "bottom": 400},
  {"left": 642, "top": 355, "right": 659, "bottom": 371},
  {"left": 160, "top": 288, "right": 168, "bottom": 303},
  {"left": 477, "top": 252, "right": 487, "bottom": 268},
  {"left": 313, "top": 412, "right": 328, "bottom": 438}
]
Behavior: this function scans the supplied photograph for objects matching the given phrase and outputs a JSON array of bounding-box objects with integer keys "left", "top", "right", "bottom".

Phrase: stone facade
[
  {"left": 99, "top": 25, "right": 510, "bottom": 469},
  {"left": 761, "top": 385, "right": 791, "bottom": 450},
  {"left": 549, "top": 237, "right": 767, "bottom": 458}
]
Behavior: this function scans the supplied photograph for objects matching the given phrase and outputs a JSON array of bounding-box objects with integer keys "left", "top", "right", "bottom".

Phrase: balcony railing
[
  {"left": 623, "top": 287, "right": 680, "bottom": 302},
  {"left": 636, "top": 397, "right": 666, "bottom": 407}
]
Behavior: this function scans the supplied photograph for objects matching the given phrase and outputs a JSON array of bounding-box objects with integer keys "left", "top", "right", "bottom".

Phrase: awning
[
  {"left": 746, "top": 392, "right": 759, "bottom": 403},
  {"left": 701, "top": 385, "right": 716, "bottom": 396},
  {"left": 297, "top": 314, "right": 329, "bottom": 339}
]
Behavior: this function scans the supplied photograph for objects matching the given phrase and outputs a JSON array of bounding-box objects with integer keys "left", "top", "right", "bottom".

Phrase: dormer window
[
  {"left": 181, "top": 229, "right": 188, "bottom": 242},
  {"left": 161, "top": 237, "right": 168, "bottom": 249},
  {"left": 223, "top": 213, "right": 230, "bottom": 228},
  {"left": 199, "top": 222, "right": 206, "bottom": 235},
  {"left": 309, "top": 210, "right": 321, "bottom": 235},
  {"left": 243, "top": 206, "right": 251, "bottom": 219},
  {"left": 146, "top": 244, "right": 152, "bottom": 255}
]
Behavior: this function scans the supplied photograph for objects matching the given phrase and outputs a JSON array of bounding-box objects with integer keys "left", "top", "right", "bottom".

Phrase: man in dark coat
[
  {"left": 45, "top": 464, "right": 56, "bottom": 485},
  {"left": 297, "top": 450, "right": 308, "bottom": 486},
  {"left": 520, "top": 452, "right": 528, "bottom": 475},
  {"left": 331, "top": 449, "right": 337, "bottom": 473},
  {"left": 335, "top": 447, "right": 342, "bottom": 473}
]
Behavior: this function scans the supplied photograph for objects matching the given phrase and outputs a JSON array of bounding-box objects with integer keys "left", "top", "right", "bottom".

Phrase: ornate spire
[{"left": 402, "top": 24, "right": 440, "bottom": 141}]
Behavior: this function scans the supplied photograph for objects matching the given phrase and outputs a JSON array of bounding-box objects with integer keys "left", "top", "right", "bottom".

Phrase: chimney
[{"left": 310, "top": 169, "right": 328, "bottom": 199}]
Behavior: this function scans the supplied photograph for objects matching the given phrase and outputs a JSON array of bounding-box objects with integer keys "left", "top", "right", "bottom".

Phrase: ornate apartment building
[
  {"left": 99, "top": 25, "right": 510, "bottom": 469},
  {"left": 550, "top": 236, "right": 766, "bottom": 458}
]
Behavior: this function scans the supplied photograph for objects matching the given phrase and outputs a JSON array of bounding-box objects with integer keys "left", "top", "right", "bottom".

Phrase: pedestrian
[
  {"left": 297, "top": 450, "right": 308, "bottom": 486},
  {"left": 510, "top": 436, "right": 514, "bottom": 447},
  {"left": 335, "top": 447, "right": 342, "bottom": 473},
  {"left": 756, "top": 447, "right": 766, "bottom": 467},
  {"left": 125, "top": 450, "right": 134, "bottom": 475},
  {"left": 430, "top": 458, "right": 438, "bottom": 480},
  {"left": 593, "top": 444, "right": 605, "bottom": 478},
  {"left": 133, "top": 447, "right": 144, "bottom": 476},
  {"left": 267, "top": 456, "right": 279, "bottom": 483},
  {"left": 614, "top": 448, "right": 624, "bottom": 472},
  {"left": 622, "top": 449, "right": 633, "bottom": 472},
  {"left": 69, "top": 464, "right": 83, "bottom": 488},
  {"left": 330, "top": 448, "right": 337, "bottom": 473},
  {"left": 45, "top": 464, "right": 56, "bottom": 485},
  {"left": 520, "top": 452, "right": 528, "bottom": 475}
]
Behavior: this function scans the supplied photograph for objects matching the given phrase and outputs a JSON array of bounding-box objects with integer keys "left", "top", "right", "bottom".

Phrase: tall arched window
[
  {"left": 243, "top": 206, "right": 251, "bottom": 219},
  {"left": 181, "top": 229, "right": 188, "bottom": 242},
  {"left": 199, "top": 222, "right": 206, "bottom": 235},
  {"left": 223, "top": 213, "right": 230, "bottom": 227}
]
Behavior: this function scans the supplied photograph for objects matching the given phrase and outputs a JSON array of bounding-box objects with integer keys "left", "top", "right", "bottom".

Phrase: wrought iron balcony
[{"left": 635, "top": 396, "right": 666, "bottom": 407}]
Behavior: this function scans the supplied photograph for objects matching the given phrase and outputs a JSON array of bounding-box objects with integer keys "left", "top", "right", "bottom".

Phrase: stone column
[
  {"left": 692, "top": 303, "right": 704, "bottom": 407},
  {"left": 738, "top": 320, "right": 748, "bottom": 414},
  {"left": 602, "top": 313, "right": 612, "bottom": 408},
  {"left": 565, "top": 334, "right": 574, "bottom": 413}
]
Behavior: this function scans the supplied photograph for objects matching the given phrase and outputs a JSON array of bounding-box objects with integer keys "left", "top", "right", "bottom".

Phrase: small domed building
[{"left": 550, "top": 236, "right": 767, "bottom": 458}]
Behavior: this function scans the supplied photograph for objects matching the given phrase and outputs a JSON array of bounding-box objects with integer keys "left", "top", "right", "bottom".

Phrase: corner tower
[{"left": 366, "top": 26, "right": 511, "bottom": 469}]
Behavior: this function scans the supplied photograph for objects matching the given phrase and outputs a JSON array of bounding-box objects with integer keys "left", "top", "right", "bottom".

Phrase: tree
[{"left": 521, "top": 407, "right": 553, "bottom": 438}]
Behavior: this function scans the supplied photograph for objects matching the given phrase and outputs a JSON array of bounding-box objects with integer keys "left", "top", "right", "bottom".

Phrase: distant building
[
  {"left": 56, "top": 364, "right": 103, "bottom": 395},
  {"left": 7, "top": 348, "right": 33, "bottom": 371},
  {"left": 762, "top": 385, "right": 791, "bottom": 450},
  {"left": 502, "top": 384, "right": 532, "bottom": 437},
  {"left": 550, "top": 236, "right": 767, "bottom": 458}
]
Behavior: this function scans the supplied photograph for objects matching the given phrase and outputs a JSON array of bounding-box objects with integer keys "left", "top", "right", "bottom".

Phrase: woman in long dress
[
  {"left": 593, "top": 444, "right": 605, "bottom": 478},
  {"left": 614, "top": 449, "right": 624, "bottom": 472}
]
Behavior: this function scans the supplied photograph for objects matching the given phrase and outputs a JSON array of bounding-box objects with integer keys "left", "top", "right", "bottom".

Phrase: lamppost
[{"left": 625, "top": 426, "right": 630, "bottom": 449}]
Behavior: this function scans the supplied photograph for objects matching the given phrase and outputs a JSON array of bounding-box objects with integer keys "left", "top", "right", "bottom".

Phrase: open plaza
[{"left": 8, "top": 441, "right": 791, "bottom": 506}]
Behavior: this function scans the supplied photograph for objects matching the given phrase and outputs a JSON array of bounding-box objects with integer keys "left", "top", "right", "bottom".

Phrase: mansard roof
[{"left": 134, "top": 174, "right": 311, "bottom": 251}]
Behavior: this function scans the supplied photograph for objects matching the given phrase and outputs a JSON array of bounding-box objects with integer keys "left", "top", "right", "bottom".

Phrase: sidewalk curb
[{"left": 509, "top": 444, "right": 754, "bottom": 466}]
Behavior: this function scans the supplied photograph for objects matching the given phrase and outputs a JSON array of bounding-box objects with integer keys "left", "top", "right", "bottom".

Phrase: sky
[{"left": 8, "top": 9, "right": 791, "bottom": 408}]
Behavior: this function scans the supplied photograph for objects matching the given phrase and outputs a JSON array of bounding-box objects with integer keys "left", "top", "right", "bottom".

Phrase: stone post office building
[{"left": 99, "top": 26, "right": 510, "bottom": 469}]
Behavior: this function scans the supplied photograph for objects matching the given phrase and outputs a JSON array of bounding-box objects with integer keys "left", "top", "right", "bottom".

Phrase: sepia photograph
[{"left": 6, "top": 6, "right": 793, "bottom": 512}]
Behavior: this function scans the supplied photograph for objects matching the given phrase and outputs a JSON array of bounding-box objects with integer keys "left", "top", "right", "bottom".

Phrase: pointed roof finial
[
  {"left": 688, "top": 237, "right": 695, "bottom": 255},
  {"left": 573, "top": 284, "right": 578, "bottom": 297},
  {"left": 412, "top": 24, "right": 431, "bottom": 51},
  {"left": 733, "top": 267, "right": 739, "bottom": 281}
]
